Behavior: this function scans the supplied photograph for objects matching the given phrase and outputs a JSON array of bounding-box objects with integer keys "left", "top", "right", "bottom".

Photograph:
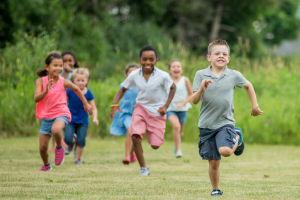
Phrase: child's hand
[
  {"left": 63, "top": 64, "right": 73, "bottom": 72},
  {"left": 175, "top": 102, "right": 184, "bottom": 110},
  {"left": 93, "top": 119, "right": 99, "bottom": 126},
  {"left": 199, "top": 79, "right": 213, "bottom": 92},
  {"left": 158, "top": 106, "right": 167, "bottom": 116},
  {"left": 251, "top": 107, "right": 263, "bottom": 116},
  {"left": 110, "top": 107, "right": 123, "bottom": 120},
  {"left": 84, "top": 103, "right": 93, "bottom": 115},
  {"left": 46, "top": 79, "right": 53, "bottom": 92}
]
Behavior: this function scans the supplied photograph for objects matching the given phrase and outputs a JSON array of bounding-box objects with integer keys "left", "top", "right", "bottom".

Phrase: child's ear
[
  {"left": 45, "top": 64, "right": 49, "bottom": 71},
  {"left": 206, "top": 54, "right": 211, "bottom": 62}
]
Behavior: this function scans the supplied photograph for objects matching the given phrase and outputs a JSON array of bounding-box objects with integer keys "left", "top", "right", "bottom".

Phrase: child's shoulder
[{"left": 226, "top": 68, "right": 244, "bottom": 76}]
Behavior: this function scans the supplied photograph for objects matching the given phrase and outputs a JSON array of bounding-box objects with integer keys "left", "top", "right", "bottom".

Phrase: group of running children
[{"left": 35, "top": 39, "right": 262, "bottom": 196}]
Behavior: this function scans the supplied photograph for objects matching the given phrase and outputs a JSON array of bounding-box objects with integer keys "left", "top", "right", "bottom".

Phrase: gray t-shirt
[{"left": 192, "top": 66, "right": 247, "bottom": 129}]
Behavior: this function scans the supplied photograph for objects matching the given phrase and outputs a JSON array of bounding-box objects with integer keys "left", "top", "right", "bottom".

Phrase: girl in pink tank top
[{"left": 34, "top": 53, "right": 93, "bottom": 171}]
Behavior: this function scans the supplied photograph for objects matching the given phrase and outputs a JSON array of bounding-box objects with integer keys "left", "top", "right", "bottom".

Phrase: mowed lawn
[{"left": 0, "top": 137, "right": 300, "bottom": 199}]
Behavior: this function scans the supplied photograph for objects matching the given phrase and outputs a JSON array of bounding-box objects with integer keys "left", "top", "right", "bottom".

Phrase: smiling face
[
  {"left": 207, "top": 45, "right": 230, "bottom": 69},
  {"left": 45, "top": 58, "right": 63, "bottom": 78},
  {"left": 63, "top": 54, "right": 76, "bottom": 68},
  {"left": 73, "top": 74, "right": 88, "bottom": 90},
  {"left": 139, "top": 51, "right": 158, "bottom": 73},
  {"left": 169, "top": 61, "right": 183, "bottom": 78}
]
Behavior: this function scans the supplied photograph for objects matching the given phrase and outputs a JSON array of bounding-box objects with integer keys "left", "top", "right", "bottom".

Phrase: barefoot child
[
  {"left": 110, "top": 45, "right": 176, "bottom": 176},
  {"left": 191, "top": 39, "right": 263, "bottom": 196},
  {"left": 110, "top": 64, "right": 139, "bottom": 164},
  {"left": 167, "top": 60, "right": 192, "bottom": 158},
  {"left": 64, "top": 68, "right": 98, "bottom": 164},
  {"left": 35, "top": 53, "right": 92, "bottom": 171}
]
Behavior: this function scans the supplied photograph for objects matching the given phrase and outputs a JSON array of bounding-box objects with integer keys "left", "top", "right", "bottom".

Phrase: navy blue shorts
[
  {"left": 198, "top": 124, "right": 237, "bottom": 160},
  {"left": 167, "top": 111, "right": 187, "bottom": 124}
]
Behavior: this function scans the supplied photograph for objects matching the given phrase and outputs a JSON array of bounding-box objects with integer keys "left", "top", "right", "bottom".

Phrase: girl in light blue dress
[{"left": 110, "top": 64, "right": 139, "bottom": 164}]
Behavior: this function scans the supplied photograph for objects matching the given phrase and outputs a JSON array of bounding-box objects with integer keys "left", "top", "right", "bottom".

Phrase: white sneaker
[{"left": 140, "top": 167, "right": 150, "bottom": 176}]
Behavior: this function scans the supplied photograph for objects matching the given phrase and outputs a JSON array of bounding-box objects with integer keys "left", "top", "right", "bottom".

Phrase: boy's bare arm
[
  {"left": 191, "top": 79, "right": 213, "bottom": 104},
  {"left": 158, "top": 83, "right": 176, "bottom": 116},
  {"left": 110, "top": 87, "right": 128, "bottom": 119},
  {"left": 244, "top": 81, "right": 263, "bottom": 116}
]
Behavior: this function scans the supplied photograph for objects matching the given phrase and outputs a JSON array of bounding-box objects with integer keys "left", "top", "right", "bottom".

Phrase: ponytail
[{"left": 36, "top": 69, "right": 49, "bottom": 77}]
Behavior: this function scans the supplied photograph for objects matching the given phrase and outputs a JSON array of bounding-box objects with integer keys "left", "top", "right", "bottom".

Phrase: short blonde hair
[
  {"left": 70, "top": 68, "right": 90, "bottom": 83},
  {"left": 168, "top": 59, "right": 182, "bottom": 70},
  {"left": 208, "top": 39, "right": 230, "bottom": 55}
]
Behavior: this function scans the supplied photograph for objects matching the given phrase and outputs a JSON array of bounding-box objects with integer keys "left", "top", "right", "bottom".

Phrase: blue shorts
[
  {"left": 198, "top": 124, "right": 237, "bottom": 160},
  {"left": 110, "top": 112, "right": 132, "bottom": 136},
  {"left": 39, "top": 116, "right": 69, "bottom": 137},
  {"left": 64, "top": 123, "right": 88, "bottom": 147},
  {"left": 167, "top": 111, "right": 187, "bottom": 124}
]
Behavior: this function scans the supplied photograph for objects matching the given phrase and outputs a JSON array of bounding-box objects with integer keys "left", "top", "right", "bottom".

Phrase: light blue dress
[{"left": 110, "top": 84, "right": 137, "bottom": 135}]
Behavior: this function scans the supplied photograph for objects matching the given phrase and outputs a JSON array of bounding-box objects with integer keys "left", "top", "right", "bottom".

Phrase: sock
[
  {"left": 45, "top": 163, "right": 51, "bottom": 166},
  {"left": 56, "top": 146, "right": 63, "bottom": 150},
  {"left": 141, "top": 167, "right": 147, "bottom": 170}
]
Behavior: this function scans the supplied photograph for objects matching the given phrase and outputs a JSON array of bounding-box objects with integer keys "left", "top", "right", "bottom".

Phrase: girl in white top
[{"left": 167, "top": 60, "right": 193, "bottom": 158}]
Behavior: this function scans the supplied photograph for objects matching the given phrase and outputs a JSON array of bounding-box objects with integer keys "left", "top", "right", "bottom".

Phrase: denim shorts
[
  {"left": 64, "top": 123, "right": 88, "bottom": 147},
  {"left": 39, "top": 116, "right": 69, "bottom": 137},
  {"left": 198, "top": 124, "right": 237, "bottom": 160},
  {"left": 167, "top": 111, "right": 187, "bottom": 124}
]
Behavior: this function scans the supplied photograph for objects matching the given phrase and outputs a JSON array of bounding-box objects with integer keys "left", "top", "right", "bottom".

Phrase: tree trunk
[{"left": 209, "top": 3, "right": 223, "bottom": 42}]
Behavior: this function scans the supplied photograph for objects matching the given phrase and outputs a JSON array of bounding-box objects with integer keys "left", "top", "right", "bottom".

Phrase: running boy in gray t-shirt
[{"left": 192, "top": 39, "right": 263, "bottom": 196}]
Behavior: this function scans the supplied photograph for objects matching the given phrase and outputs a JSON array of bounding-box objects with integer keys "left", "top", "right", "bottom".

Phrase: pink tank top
[{"left": 36, "top": 76, "right": 71, "bottom": 122}]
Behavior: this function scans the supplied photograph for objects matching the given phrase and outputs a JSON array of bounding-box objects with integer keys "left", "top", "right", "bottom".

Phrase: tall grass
[{"left": 1, "top": 33, "right": 300, "bottom": 145}]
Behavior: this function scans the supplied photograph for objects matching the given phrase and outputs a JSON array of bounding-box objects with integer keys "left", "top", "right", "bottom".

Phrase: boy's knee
[
  {"left": 219, "top": 147, "right": 232, "bottom": 157},
  {"left": 151, "top": 145, "right": 160, "bottom": 150},
  {"left": 173, "top": 125, "right": 180, "bottom": 132},
  {"left": 132, "top": 135, "right": 142, "bottom": 146},
  {"left": 209, "top": 160, "right": 220, "bottom": 170}
]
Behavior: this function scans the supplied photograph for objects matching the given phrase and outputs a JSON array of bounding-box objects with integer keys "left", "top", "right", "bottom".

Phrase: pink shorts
[{"left": 131, "top": 104, "right": 167, "bottom": 146}]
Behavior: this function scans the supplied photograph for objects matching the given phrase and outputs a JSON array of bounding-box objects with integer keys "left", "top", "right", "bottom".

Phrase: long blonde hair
[{"left": 70, "top": 68, "right": 90, "bottom": 85}]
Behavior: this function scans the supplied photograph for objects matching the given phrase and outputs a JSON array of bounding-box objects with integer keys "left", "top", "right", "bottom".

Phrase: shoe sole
[
  {"left": 55, "top": 158, "right": 64, "bottom": 166},
  {"left": 234, "top": 127, "right": 245, "bottom": 156}
]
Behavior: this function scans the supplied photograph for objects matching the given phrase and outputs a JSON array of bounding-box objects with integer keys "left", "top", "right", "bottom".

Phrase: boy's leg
[
  {"left": 168, "top": 115, "right": 181, "bottom": 154},
  {"left": 39, "top": 134, "right": 51, "bottom": 166},
  {"left": 125, "top": 127, "right": 133, "bottom": 158},
  {"left": 180, "top": 124, "right": 185, "bottom": 138},
  {"left": 75, "top": 124, "right": 88, "bottom": 161},
  {"left": 132, "top": 134, "right": 146, "bottom": 167},
  {"left": 217, "top": 127, "right": 240, "bottom": 157},
  {"left": 208, "top": 159, "right": 221, "bottom": 189}
]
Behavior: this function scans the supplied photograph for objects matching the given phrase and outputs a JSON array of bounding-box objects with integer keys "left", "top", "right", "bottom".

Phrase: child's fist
[
  {"left": 251, "top": 107, "right": 263, "bottom": 116},
  {"left": 158, "top": 106, "right": 167, "bottom": 116},
  {"left": 93, "top": 119, "right": 99, "bottom": 126}
]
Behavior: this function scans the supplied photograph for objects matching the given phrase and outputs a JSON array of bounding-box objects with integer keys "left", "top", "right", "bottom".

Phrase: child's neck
[
  {"left": 210, "top": 65, "right": 226, "bottom": 78},
  {"left": 48, "top": 74, "right": 59, "bottom": 82},
  {"left": 172, "top": 75, "right": 182, "bottom": 83},
  {"left": 80, "top": 87, "right": 87, "bottom": 93}
]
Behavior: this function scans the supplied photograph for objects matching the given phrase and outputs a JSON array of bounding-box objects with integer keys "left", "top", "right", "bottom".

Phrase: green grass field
[{"left": 0, "top": 137, "right": 300, "bottom": 199}]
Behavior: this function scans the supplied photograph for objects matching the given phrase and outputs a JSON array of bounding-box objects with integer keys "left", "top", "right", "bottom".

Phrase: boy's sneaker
[
  {"left": 40, "top": 163, "right": 52, "bottom": 171},
  {"left": 234, "top": 127, "right": 245, "bottom": 156},
  {"left": 74, "top": 160, "right": 82, "bottom": 165},
  {"left": 140, "top": 167, "right": 150, "bottom": 176},
  {"left": 130, "top": 152, "right": 137, "bottom": 163},
  {"left": 211, "top": 189, "right": 223, "bottom": 196},
  {"left": 55, "top": 147, "right": 65, "bottom": 166}
]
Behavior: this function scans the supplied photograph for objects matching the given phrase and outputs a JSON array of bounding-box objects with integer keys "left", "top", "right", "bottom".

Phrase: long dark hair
[
  {"left": 61, "top": 51, "right": 79, "bottom": 68},
  {"left": 36, "top": 53, "right": 62, "bottom": 77}
]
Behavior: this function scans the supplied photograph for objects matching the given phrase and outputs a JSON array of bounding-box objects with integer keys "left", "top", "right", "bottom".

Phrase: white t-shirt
[{"left": 122, "top": 67, "right": 173, "bottom": 116}]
